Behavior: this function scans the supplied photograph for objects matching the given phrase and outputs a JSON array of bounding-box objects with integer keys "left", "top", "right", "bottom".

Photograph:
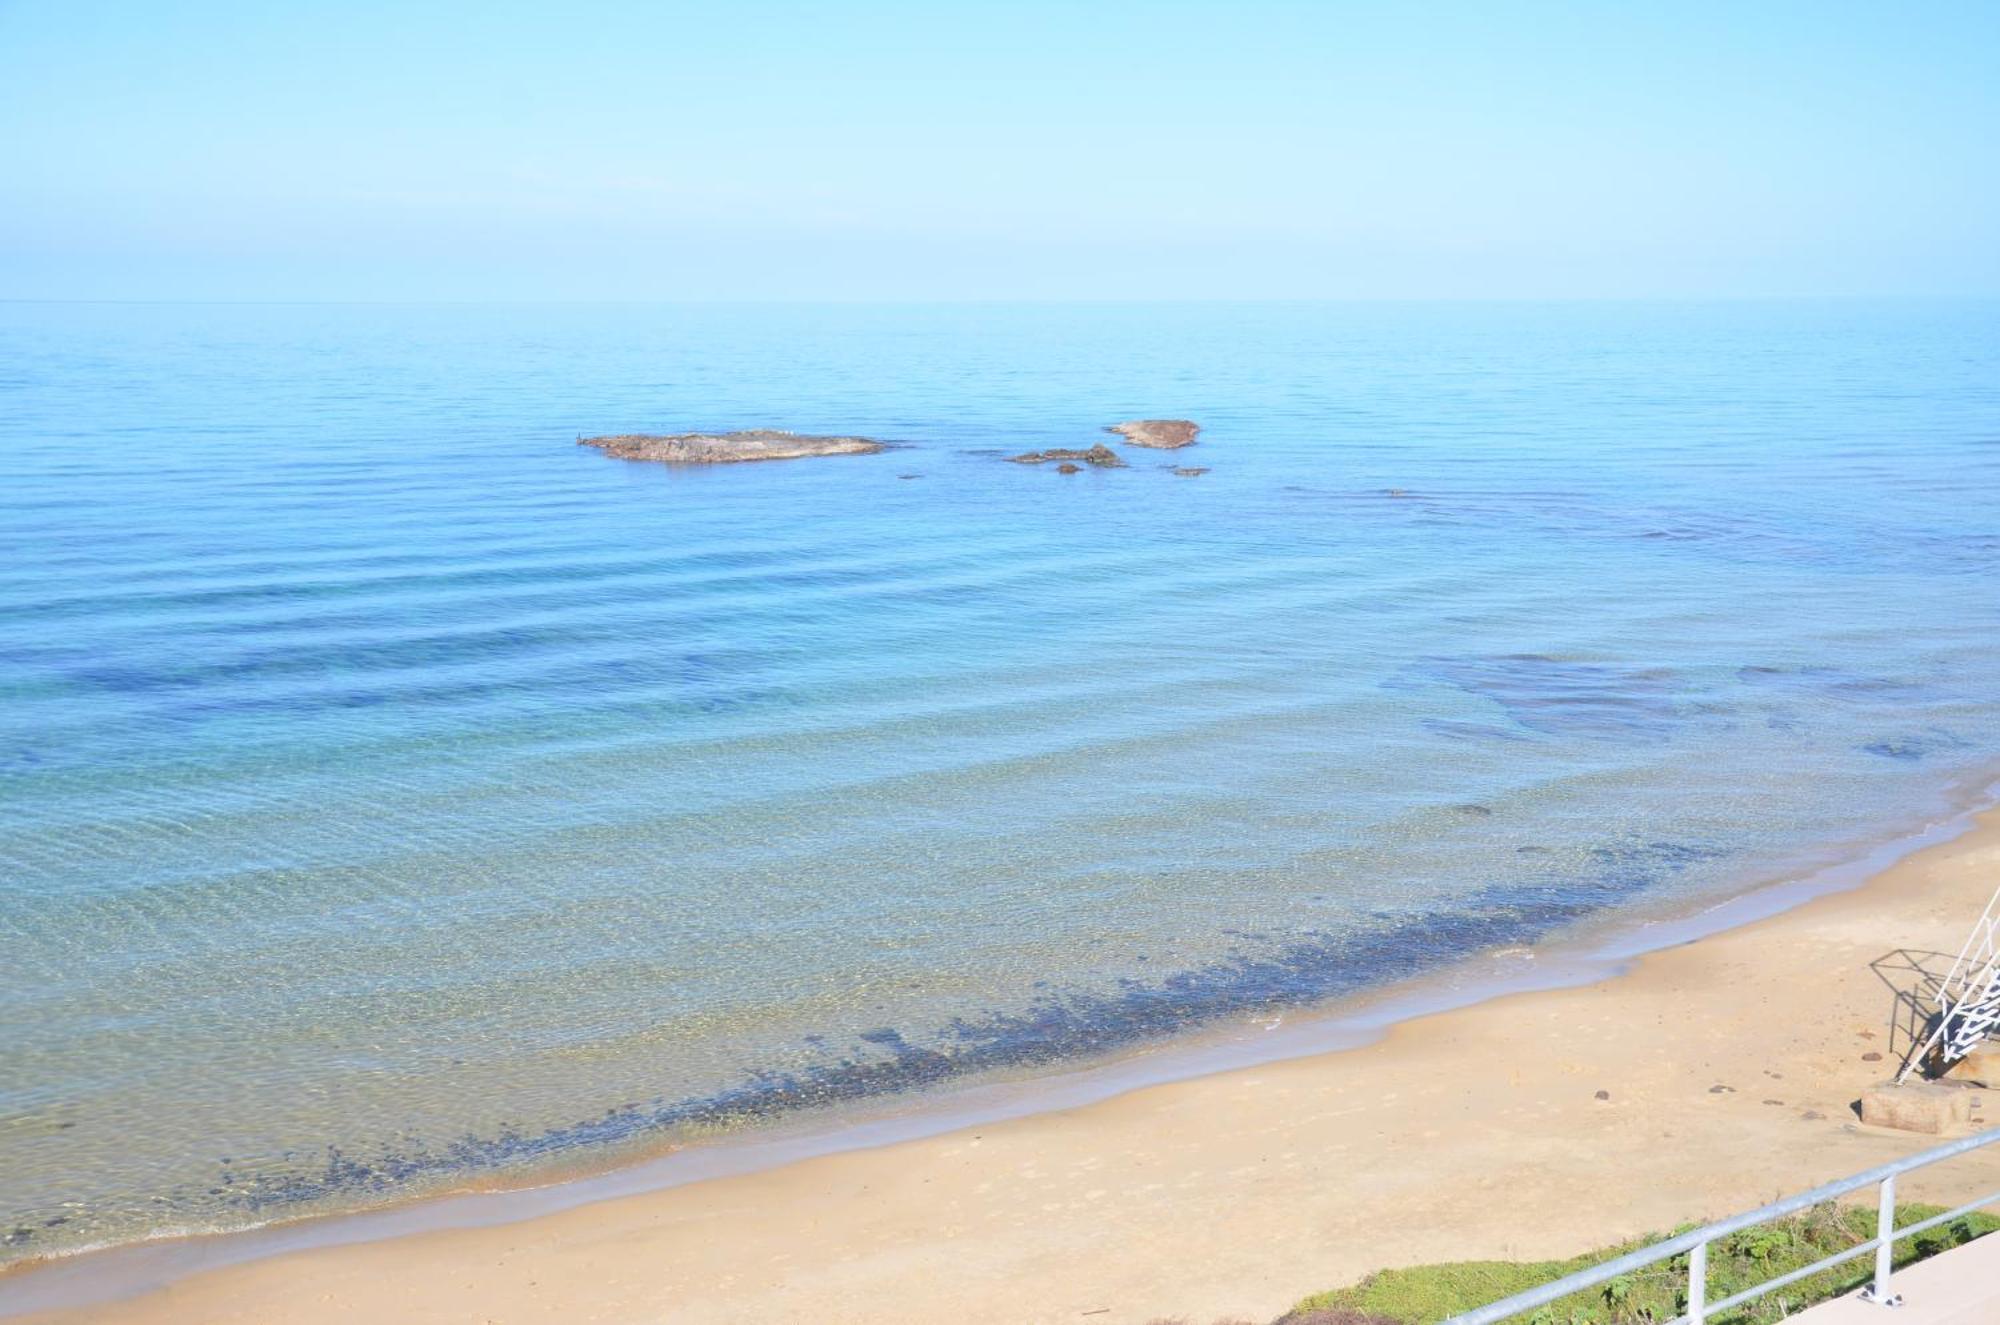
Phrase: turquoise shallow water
[{"left": 2, "top": 300, "right": 1997, "bottom": 1258}]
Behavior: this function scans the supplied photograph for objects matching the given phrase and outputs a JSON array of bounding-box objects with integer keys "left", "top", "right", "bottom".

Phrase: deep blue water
[{"left": 2, "top": 300, "right": 1997, "bottom": 1257}]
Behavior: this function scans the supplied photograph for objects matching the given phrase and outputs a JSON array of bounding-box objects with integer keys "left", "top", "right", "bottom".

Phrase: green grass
[{"left": 1281, "top": 1202, "right": 1999, "bottom": 1325}]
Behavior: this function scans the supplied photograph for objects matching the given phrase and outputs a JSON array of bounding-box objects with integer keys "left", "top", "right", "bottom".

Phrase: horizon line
[{"left": 4, "top": 293, "right": 1998, "bottom": 308}]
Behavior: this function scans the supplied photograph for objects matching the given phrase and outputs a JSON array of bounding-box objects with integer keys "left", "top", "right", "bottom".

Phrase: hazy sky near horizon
[{"left": 2, "top": 1, "right": 1996, "bottom": 301}]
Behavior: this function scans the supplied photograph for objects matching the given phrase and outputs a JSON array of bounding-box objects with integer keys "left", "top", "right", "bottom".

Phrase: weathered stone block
[{"left": 1859, "top": 1082, "right": 1972, "bottom": 1134}]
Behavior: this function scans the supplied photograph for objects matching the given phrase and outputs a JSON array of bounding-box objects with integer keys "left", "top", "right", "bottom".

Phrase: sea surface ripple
[{"left": 2, "top": 300, "right": 1997, "bottom": 1257}]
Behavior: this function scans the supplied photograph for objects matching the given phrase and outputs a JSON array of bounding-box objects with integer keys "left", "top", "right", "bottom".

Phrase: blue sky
[{"left": 2, "top": 1, "right": 1995, "bottom": 301}]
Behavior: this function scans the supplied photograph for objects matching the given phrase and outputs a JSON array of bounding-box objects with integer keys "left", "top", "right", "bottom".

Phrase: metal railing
[{"left": 1441, "top": 1124, "right": 2000, "bottom": 1325}]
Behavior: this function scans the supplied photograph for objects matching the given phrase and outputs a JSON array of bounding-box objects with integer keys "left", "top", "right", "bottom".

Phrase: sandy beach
[
  {"left": 6, "top": 803, "right": 1997, "bottom": 1325},
  {"left": 9, "top": 4, "right": 1998, "bottom": 1322}
]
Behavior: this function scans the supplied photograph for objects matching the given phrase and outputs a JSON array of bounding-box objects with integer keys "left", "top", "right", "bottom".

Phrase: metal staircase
[{"left": 1901, "top": 883, "right": 2000, "bottom": 1082}]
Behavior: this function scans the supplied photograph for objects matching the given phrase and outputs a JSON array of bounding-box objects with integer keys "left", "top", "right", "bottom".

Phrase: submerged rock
[
  {"left": 1007, "top": 443, "right": 1127, "bottom": 468},
  {"left": 1056, "top": 462, "right": 1082, "bottom": 474},
  {"left": 1106, "top": 419, "right": 1200, "bottom": 449},
  {"left": 578, "top": 430, "right": 885, "bottom": 464},
  {"left": 1173, "top": 467, "right": 1210, "bottom": 477}
]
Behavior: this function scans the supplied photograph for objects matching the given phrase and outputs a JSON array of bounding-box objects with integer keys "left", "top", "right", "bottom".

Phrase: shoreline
[
  {"left": 4, "top": 790, "right": 1892, "bottom": 1269},
  {"left": 6, "top": 775, "right": 2000, "bottom": 1322}
]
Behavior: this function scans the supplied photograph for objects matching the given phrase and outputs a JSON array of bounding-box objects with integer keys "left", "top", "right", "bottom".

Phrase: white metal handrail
[{"left": 1440, "top": 1124, "right": 2000, "bottom": 1325}]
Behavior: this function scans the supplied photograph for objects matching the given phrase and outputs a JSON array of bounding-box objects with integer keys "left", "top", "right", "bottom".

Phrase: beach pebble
[
  {"left": 1594, "top": 1089, "right": 1611, "bottom": 1101},
  {"left": 1708, "top": 1084, "right": 1735, "bottom": 1094},
  {"left": 1762, "top": 1098, "right": 1785, "bottom": 1106},
  {"left": 1862, "top": 1051, "right": 1883, "bottom": 1062},
  {"left": 1803, "top": 1110, "right": 1826, "bottom": 1120}
]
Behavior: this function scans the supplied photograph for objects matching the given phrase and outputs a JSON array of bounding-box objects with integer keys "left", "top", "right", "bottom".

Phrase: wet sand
[{"left": 11, "top": 808, "right": 2000, "bottom": 1325}]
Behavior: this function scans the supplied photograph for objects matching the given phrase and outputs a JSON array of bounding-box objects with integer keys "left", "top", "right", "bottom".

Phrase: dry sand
[{"left": 11, "top": 808, "right": 2000, "bottom": 1325}]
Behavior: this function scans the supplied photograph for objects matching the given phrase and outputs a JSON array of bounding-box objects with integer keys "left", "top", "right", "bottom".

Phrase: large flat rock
[
  {"left": 1105, "top": 419, "right": 1200, "bottom": 449},
  {"left": 579, "top": 430, "right": 884, "bottom": 464}
]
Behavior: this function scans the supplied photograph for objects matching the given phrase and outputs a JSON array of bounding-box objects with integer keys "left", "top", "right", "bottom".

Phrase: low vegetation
[
  {"left": 1286, "top": 1202, "right": 1997, "bottom": 1324},
  {"left": 1152, "top": 1202, "right": 1998, "bottom": 1325}
]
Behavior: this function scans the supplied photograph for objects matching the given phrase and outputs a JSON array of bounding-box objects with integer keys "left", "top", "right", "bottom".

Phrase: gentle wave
[{"left": 2, "top": 299, "right": 1998, "bottom": 1260}]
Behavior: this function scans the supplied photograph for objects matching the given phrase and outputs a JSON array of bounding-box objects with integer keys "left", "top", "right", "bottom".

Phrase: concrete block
[{"left": 1859, "top": 1081, "right": 1972, "bottom": 1134}]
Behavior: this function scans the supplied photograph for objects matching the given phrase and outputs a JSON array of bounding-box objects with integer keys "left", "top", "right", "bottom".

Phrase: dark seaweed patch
[
  {"left": 1736, "top": 665, "right": 1943, "bottom": 705},
  {"left": 1392, "top": 654, "right": 1698, "bottom": 742},
  {"left": 1399, "top": 656, "right": 1961, "bottom": 750},
  {"left": 122, "top": 836, "right": 1723, "bottom": 1226},
  {"left": 1860, "top": 728, "right": 1972, "bottom": 761},
  {"left": 1418, "top": 717, "right": 1540, "bottom": 744}
]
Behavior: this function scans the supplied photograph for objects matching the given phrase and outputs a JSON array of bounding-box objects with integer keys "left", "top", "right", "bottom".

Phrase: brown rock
[
  {"left": 1593, "top": 1089, "right": 1610, "bottom": 1101},
  {"left": 578, "top": 430, "right": 884, "bottom": 464},
  {"left": 1105, "top": 419, "right": 1200, "bottom": 449},
  {"left": 1944, "top": 1041, "right": 2000, "bottom": 1086},
  {"left": 1056, "top": 463, "right": 1081, "bottom": 474},
  {"left": 1007, "top": 444, "right": 1127, "bottom": 469},
  {"left": 1862, "top": 1051, "right": 1883, "bottom": 1062}
]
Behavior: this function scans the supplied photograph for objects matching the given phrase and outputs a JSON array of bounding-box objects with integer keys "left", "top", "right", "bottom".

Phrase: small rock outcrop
[
  {"left": 1105, "top": 419, "right": 1200, "bottom": 449},
  {"left": 579, "top": 430, "right": 884, "bottom": 464},
  {"left": 1007, "top": 443, "right": 1127, "bottom": 469}
]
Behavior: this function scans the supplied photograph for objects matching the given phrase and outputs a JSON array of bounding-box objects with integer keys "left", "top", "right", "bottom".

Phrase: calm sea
[{"left": 2, "top": 300, "right": 1997, "bottom": 1260}]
